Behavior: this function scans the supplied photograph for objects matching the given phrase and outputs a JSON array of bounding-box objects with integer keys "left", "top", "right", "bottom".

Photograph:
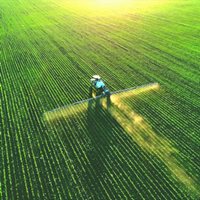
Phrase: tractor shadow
[
  {"left": 82, "top": 100, "right": 123, "bottom": 198},
  {"left": 85, "top": 99, "right": 112, "bottom": 174}
]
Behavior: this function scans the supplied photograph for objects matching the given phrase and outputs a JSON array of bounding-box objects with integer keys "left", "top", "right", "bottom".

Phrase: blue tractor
[{"left": 89, "top": 75, "right": 111, "bottom": 105}]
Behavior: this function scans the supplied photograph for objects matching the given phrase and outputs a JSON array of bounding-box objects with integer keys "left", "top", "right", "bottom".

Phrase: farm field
[{"left": 1, "top": 0, "right": 200, "bottom": 199}]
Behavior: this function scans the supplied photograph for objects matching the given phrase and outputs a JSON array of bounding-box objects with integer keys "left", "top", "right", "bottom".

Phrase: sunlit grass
[{"left": 60, "top": 0, "right": 170, "bottom": 17}]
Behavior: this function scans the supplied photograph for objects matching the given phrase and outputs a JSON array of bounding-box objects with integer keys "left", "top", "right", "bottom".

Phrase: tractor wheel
[
  {"left": 89, "top": 86, "right": 93, "bottom": 98},
  {"left": 106, "top": 92, "right": 111, "bottom": 107}
]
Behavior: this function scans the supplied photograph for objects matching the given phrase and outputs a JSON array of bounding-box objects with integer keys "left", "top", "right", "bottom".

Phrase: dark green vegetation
[{"left": 1, "top": 0, "right": 200, "bottom": 199}]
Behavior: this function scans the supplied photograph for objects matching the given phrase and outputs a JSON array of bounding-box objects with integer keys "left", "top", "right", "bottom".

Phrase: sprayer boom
[{"left": 44, "top": 82, "right": 159, "bottom": 122}]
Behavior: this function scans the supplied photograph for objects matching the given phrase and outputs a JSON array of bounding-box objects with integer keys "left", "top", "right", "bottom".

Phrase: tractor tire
[{"left": 89, "top": 86, "right": 93, "bottom": 98}]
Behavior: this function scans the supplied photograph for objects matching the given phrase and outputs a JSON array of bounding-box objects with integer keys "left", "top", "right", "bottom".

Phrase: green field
[{"left": 1, "top": 0, "right": 200, "bottom": 199}]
